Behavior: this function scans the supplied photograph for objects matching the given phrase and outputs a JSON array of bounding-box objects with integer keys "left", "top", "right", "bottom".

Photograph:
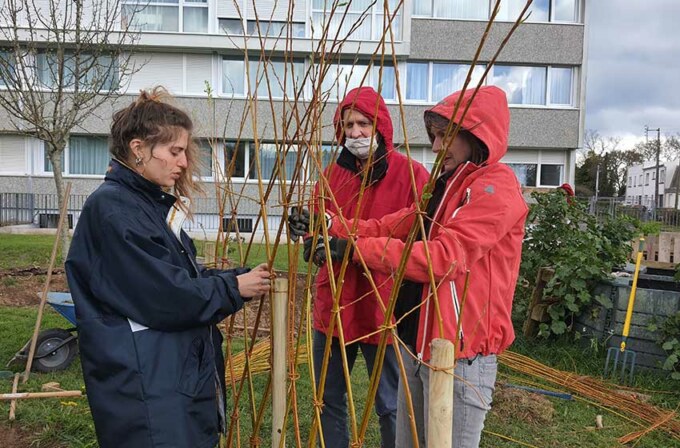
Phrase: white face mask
[{"left": 344, "top": 137, "right": 378, "bottom": 160}]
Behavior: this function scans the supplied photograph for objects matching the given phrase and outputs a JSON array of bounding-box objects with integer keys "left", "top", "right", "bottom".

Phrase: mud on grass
[{"left": 0, "top": 268, "right": 69, "bottom": 307}]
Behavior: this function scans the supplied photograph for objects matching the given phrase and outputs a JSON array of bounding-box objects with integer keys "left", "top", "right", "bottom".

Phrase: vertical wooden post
[
  {"left": 428, "top": 338, "right": 455, "bottom": 448},
  {"left": 23, "top": 182, "right": 72, "bottom": 383},
  {"left": 272, "top": 278, "right": 288, "bottom": 448},
  {"left": 9, "top": 373, "right": 20, "bottom": 420}
]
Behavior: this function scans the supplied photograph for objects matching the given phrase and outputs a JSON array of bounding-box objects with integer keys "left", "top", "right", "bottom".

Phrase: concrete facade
[{"left": 0, "top": 0, "right": 588, "bottom": 231}]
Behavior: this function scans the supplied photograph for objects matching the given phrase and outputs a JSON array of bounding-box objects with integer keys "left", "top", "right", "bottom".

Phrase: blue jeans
[
  {"left": 395, "top": 347, "right": 497, "bottom": 448},
  {"left": 313, "top": 330, "right": 399, "bottom": 448}
]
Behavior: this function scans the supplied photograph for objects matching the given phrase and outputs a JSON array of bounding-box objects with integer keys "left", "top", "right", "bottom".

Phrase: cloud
[{"left": 585, "top": 1, "right": 680, "bottom": 141}]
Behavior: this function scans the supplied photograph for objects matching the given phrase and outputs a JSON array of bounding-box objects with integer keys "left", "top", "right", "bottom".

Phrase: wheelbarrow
[{"left": 7, "top": 292, "right": 79, "bottom": 373}]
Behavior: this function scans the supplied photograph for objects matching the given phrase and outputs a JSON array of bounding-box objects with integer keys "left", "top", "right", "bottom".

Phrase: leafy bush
[
  {"left": 654, "top": 312, "right": 680, "bottom": 380},
  {"left": 517, "top": 190, "right": 639, "bottom": 337}
]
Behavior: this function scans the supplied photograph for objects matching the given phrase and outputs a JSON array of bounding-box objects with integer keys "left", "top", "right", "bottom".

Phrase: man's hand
[
  {"left": 307, "top": 237, "right": 353, "bottom": 267},
  {"left": 236, "top": 263, "right": 271, "bottom": 300},
  {"left": 287, "top": 207, "right": 310, "bottom": 240}
]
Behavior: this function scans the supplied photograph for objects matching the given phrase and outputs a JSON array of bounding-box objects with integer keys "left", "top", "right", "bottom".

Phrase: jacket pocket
[{"left": 177, "top": 337, "right": 214, "bottom": 398}]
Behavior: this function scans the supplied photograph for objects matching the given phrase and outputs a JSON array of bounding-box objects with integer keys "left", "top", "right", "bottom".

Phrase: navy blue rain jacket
[{"left": 66, "top": 159, "right": 247, "bottom": 448}]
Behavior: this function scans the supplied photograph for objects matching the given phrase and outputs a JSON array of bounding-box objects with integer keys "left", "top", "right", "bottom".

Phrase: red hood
[
  {"left": 426, "top": 86, "right": 509, "bottom": 165},
  {"left": 333, "top": 87, "right": 394, "bottom": 152}
]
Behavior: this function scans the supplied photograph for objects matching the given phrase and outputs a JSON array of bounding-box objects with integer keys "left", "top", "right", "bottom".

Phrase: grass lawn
[{"left": 1, "top": 234, "right": 679, "bottom": 447}]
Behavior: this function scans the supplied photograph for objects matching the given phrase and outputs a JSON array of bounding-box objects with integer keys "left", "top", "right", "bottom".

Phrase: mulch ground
[
  {"left": 0, "top": 268, "right": 69, "bottom": 307},
  {"left": 491, "top": 383, "right": 555, "bottom": 425}
]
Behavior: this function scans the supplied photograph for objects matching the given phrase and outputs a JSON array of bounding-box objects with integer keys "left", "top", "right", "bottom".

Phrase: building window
[
  {"left": 431, "top": 62, "right": 485, "bottom": 102},
  {"left": 498, "top": 0, "right": 549, "bottom": 22},
  {"left": 406, "top": 63, "right": 428, "bottom": 101},
  {"left": 413, "top": 0, "right": 579, "bottom": 23},
  {"left": 508, "top": 162, "right": 563, "bottom": 187},
  {"left": 628, "top": 176, "right": 632, "bottom": 187},
  {"left": 0, "top": 50, "right": 16, "bottom": 88},
  {"left": 311, "top": 0, "right": 402, "bottom": 41},
  {"left": 36, "top": 52, "right": 118, "bottom": 91},
  {"left": 508, "top": 163, "right": 537, "bottom": 187},
  {"left": 221, "top": 57, "right": 305, "bottom": 99},
  {"left": 404, "top": 62, "right": 573, "bottom": 106},
  {"left": 197, "top": 139, "right": 214, "bottom": 179},
  {"left": 249, "top": 59, "right": 305, "bottom": 99},
  {"left": 222, "top": 58, "right": 245, "bottom": 96},
  {"left": 224, "top": 141, "right": 247, "bottom": 178},
  {"left": 219, "top": 18, "right": 244, "bottom": 35},
  {"left": 645, "top": 173, "right": 650, "bottom": 185},
  {"left": 553, "top": 0, "right": 579, "bottom": 22},
  {"left": 246, "top": 20, "right": 305, "bottom": 38},
  {"left": 539, "top": 164, "right": 562, "bottom": 186},
  {"left": 123, "top": 0, "right": 208, "bottom": 33},
  {"left": 490, "top": 65, "right": 546, "bottom": 105},
  {"left": 44, "top": 136, "right": 110, "bottom": 175},
  {"left": 319, "top": 62, "right": 397, "bottom": 102}
]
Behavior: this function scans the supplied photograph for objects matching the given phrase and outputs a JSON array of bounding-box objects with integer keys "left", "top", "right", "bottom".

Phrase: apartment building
[{"left": 0, "top": 0, "right": 587, "bottom": 232}]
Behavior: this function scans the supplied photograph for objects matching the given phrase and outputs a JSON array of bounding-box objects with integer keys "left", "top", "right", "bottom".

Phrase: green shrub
[
  {"left": 655, "top": 312, "right": 680, "bottom": 380},
  {"left": 517, "top": 190, "right": 639, "bottom": 337}
]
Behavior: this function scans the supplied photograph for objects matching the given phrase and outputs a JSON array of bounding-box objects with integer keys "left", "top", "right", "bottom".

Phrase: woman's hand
[{"left": 236, "top": 263, "right": 271, "bottom": 300}]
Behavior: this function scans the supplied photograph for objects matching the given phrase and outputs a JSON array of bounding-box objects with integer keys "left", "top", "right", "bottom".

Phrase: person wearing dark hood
[
  {"left": 65, "top": 87, "right": 271, "bottom": 448},
  {"left": 298, "top": 86, "right": 528, "bottom": 447},
  {"left": 296, "top": 86, "right": 429, "bottom": 448}
]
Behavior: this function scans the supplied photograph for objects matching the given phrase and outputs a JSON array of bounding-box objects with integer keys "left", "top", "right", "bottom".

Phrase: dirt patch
[
  {"left": 0, "top": 268, "right": 69, "bottom": 307},
  {"left": 491, "top": 383, "right": 555, "bottom": 425},
  {"left": 0, "top": 423, "right": 63, "bottom": 448}
]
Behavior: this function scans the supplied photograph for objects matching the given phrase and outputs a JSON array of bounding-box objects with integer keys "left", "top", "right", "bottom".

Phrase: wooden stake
[
  {"left": 271, "top": 278, "right": 287, "bottom": 448},
  {"left": 1, "top": 390, "right": 82, "bottom": 401},
  {"left": 23, "top": 182, "right": 72, "bottom": 383},
  {"left": 428, "top": 338, "right": 455, "bottom": 448},
  {"left": 8, "top": 373, "right": 20, "bottom": 420}
]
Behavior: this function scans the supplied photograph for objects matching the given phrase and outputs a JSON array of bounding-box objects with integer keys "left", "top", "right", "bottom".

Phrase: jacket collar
[{"left": 106, "top": 159, "right": 177, "bottom": 208}]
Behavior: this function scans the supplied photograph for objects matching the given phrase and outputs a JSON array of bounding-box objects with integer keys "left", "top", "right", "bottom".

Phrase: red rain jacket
[
  {"left": 313, "top": 87, "right": 430, "bottom": 345},
  {"left": 330, "top": 86, "right": 528, "bottom": 360}
]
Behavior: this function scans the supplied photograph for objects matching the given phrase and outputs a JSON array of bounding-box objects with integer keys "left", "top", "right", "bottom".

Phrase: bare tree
[{"left": 0, "top": 0, "right": 142, "bottom": 253}]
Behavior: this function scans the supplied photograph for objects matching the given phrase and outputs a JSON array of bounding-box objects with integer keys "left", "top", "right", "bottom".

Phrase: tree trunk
[{"left": 48, "top": 147, "right": 71, "bottom": 258}]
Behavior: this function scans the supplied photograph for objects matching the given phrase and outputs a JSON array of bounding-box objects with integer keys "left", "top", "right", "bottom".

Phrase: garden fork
[{"left": 604, "top": 238, "right": 644, "bottom": 384}]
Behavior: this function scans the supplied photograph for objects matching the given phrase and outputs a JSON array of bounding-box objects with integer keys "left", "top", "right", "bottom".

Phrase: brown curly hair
[{"left": 110, "top": 87, "right": 203, "bottom": 207}]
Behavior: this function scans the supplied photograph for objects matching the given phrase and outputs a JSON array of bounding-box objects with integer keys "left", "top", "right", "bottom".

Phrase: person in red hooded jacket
[
  {"left": 305, "top": 86, "right": 528, "bottom": 447},
  {"left": 300, "top": 87, "right": 429, "bottom": 448}
]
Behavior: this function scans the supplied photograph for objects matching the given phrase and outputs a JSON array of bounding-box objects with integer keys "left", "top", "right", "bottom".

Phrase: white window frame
[
  {"left": 122, "top": 0, "right": 210, "bottom": 33},
  {"left": 309, "top": 0, "right": 403, "bottom": 42},
  {"left": 411, "top": 0, "right": 581, "bottom": 24},
  {"left": 39, "top": 136, "right": 110, "bottom": 179}
]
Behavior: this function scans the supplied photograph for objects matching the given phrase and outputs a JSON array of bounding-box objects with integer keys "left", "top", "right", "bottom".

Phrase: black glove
[
  {"left": 311, "top": 237, "right": 353, "bottom": 267},
  {"left": 303, "top": 236, "right": 325, "bottom": 264},
  {"left": 288, "top": 207, "right": 310, "bottom": 240}
]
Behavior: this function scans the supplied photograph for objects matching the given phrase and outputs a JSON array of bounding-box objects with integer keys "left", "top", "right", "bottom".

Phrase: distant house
[{"left": 625, "top": 162, "right": 679, "bottom": 209}]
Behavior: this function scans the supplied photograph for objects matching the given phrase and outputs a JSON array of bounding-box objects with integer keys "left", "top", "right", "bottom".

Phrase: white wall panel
[
  {"left": 185, "top": 54, "right": 213, "bottom": 95},
  {"left": 244, "top": 0, "right": 305, "bottom": 22},
  {"left": 217, "top": 0, "right": 244, "bottom": 18},
  {"left": 502, "top": 149, "right": 539, "bottom": 163},
  {"left": 541, "top": 149, "right": 567, "bottom": 164},
  {"left": 127, "top": 53, "right": 184, "bottom": 94},
  {"left": 0, "top": 135, "right": 27, "bottom": 174}
]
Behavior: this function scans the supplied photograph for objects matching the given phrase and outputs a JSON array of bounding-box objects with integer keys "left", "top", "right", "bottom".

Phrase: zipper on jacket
[
  {"left": 418, "top": 163, "right": 470, "bottom": 361},
  {"left": 210, "top": 326, "right": 227, "bottom": 436}
]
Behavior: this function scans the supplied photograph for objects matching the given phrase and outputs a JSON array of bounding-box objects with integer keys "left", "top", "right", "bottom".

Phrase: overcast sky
[{"left": 585, "top": 0, "right": 680, "bottom": 149}]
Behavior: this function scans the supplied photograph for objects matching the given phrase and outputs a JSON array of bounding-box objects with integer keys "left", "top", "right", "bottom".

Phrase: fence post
[
  {"left": 428, "top": 338, "right": 455, "bottom": 448},
  {"left": 272, "top": 277, "right": 288, "bottom": 448}
]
